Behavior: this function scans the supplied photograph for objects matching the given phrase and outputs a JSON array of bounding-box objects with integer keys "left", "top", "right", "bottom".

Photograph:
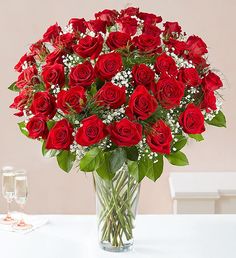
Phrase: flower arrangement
[{"left": 9, "top": 7, "right": 226, "bottom": 251}]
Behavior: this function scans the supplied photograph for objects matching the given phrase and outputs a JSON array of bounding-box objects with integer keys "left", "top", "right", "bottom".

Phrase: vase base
[{"left": 99, "top": 242, "right": 133, "bottom": 252}]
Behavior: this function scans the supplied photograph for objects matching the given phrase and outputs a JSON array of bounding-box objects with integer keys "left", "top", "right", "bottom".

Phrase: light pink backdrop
[{"left": 0, "top": 0, "right": 235, "bottom": 214}]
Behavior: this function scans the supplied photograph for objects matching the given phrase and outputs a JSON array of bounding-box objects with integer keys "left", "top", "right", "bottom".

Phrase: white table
[{"left": 1, "top": 215, "right": 236, "bottom": 258}]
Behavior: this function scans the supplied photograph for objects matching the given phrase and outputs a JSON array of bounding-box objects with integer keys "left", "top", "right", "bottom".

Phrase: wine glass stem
[
  {"left": 19, "top": 204, "right": 25, "bottom": 226},
  {"left": 6, "top": 200, "right": 11, "bottom": 218}
]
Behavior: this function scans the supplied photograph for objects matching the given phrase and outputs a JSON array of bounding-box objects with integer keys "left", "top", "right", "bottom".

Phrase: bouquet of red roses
[{"left": 9, "top": 7, "right": 226, "bottom": 251}]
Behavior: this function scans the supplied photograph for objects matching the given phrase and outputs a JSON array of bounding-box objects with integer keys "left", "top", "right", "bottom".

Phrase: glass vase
[{"left": 94, "top": 164, "right": 140, "bottom": 252}]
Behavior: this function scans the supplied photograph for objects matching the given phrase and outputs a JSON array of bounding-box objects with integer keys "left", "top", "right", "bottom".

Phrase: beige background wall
[{"left": 0, "top": 0, "right": 235, "bottom": 214}]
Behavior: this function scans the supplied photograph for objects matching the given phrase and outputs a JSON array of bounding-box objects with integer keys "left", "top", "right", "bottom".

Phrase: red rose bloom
[
  {"left": 26, "top": 115, "right": 48, "bottom": 139},
  {"left": 163, "top": 21, "right": 182, "bottom": 37},
  {"left": 75, "top": 115, "right": 107, "bottom": 146},
  {"left": 146, "top": 120, "right": 172, "bottom": 154},
  {"left": 86, "top": 19, "right": 107, "bottom": 34},
  {"left": 30, "top": 92, "right": 56, "bottom": 119},
  {"left": 120, "top": 7, "right": 139, "bottom": 17},
  {"left": 30, "top": 40, "right": 48, "bottom": 58},
  {"left": 179, "top": 103, "right": 205, "bottom": 134},
  {"left": 10, "top": 90, "right": 29, "bottom": 117},
  {"left": 200, "top": 90, "right": 217, "bottom": 112},
  {"left": 95, "top": 52, "right": 122, "bottom": 80},
  {"left": 154, "top": 76, "right": 185, "bottom": 109},
  {"left": 202, "top": 72, "right": 223, "bottom": 91},
  {"left": 95, "top": 9, "right": 118, "bottom": 26},
  {"left": 95, "top": 82, "right": 126, "bottom": 109},
  {"left": 178, "top": 68, "right": 202, "bottom": 87},
  {"left": 186, "top": 35, "right": 208, "bottom": 58},
  {"left": 132, "top": 64, "right": 155, "bottom": 88},
  {"left": 16, "top": 65, "right": 38, "bottom": 89},
  {"left": 155, "top": 53, "right": 178, "bottom": 77},
  {"left": 45, "top": 49, "right": 64, "bottom": 65},
  {"left": 126, "top": 85, "right": 158, "bottom": 120},
  {"left": 107, "top": 118, "right": 142, "bottom": 147},
  {"left": 53, "top": 33, "right": 74, "bottom": 50},
  {"left": 117, "top": 17, "right": 138, "bottom": 36},
  {"left": 106, "top": 32, "right": 131, "bottom": 50},
  {"left": 68, "top": 18, "right": 86, "bottom": 33},
  {"left": 41, "top": 63, "right": 65, "bottom": 89},
  {"left": 133, "top": 34, "right": 161, "bottom": 54},
  {"left": 14, "top": 53, "right": 35, "bottom": 73},
  {"left": 138, "top": 12, "right": 162, "bottom": 24},
  {"left": 57, "top": 86, "right": 86, "bottom": 114},
  {"left": 165, "top": 38, "right": 187, "bottom": 56},
  {"left": 73, "top": 35, "right": 103, "bottom": 60},
  {"left": 43, "top": 23, "right": 62, "bottom": 42},
  {"left": 46, "top": 119, "right": 74, "bottom": 150},
  {"left": 143, "top": 23, "right": 162, "bottom": 37},
  {"left": 69, "top": 61, "right": 95, "bottom": 87}
]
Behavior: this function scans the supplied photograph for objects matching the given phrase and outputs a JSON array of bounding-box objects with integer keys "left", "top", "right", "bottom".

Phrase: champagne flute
[
  {"left": 1, "top": 166, "right": 15, "bottom": 224},
  {"left": 13, "top": 170, "right": 32, "bottom": 230}
]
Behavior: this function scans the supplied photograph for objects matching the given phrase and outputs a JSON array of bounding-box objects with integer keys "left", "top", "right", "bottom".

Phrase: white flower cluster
[
  {"left": 63, "top": 23, "right": 73, "bottom": 34},
  {"left": 203, "top": 93, "right": 223, "bottom": 121},
  {"left": 102, "top": 106, "right": 126, "bottom": 124},
  {"left": 50, "top": 84, "right": 61, "bottom": 97},
  {"left": 62, "top": 54, "right": 81, "bottom": 71},
  {"left": 111, "top": 69, "right": 134, "bottom": 95},
  {"left": 136, "top": 137, "right": 159, "bottom": 162},
  {"left": 166, "top": 110, "right": 181, "bottom": 134},
  {"left": 98, "top": 137, "right": 113, "bottom": 150},
  {"left": 70, "top": 140, "right": 85, "bottom": 159}
]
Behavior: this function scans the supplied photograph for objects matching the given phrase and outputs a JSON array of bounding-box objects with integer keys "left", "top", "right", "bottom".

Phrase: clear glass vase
[{"left": 94, "top": 164, "right": 140, "bottom": 252}]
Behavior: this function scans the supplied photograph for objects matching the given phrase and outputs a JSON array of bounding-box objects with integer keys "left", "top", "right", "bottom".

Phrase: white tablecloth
[{"left": 0, "top": 215, "right": 235, "bottom": 258}]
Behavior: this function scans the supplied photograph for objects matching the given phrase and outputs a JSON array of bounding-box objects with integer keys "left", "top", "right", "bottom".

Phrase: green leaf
[
  {"left": 110, "top": 148, "right": 126, "bottom": 173},
  {"left": 17, "top": 121, "right": 28, "bottom": 137},
  {"left": 206, "top": 110, "right": 226, "bottom": 128},
  {"left": 8, "top": 82, "right": 20, "bottom": 92},
  {"left": 80, "top": 147, "right": 101, "bottom": 172},
  {"left": 146, "top": 155, "right": 164, "bottom": 181},
  {"left": 125, "top": 146, "right": 139, "bottom": 161},
  {"left": 96, "top": 152, "right": 114, "bottom": 180},
  {"left": 189, "top": 134, "right": 204, "bottom": 141},
  {"left": 57, "top": 150, "right": 76, "bottom": 173},
  {"left": 47, "top": 120, "right": 56, "bottom": 130},
  {"left": 165, "top": 151, "right": 189, "bottom": 166},
  {"left": 42, "top": 141, "right": 61, "bottom": 158},
  {"left": 34, "top": 83, "right": 45, "bottom": 92},
  {"left": 172, "top": 135, "right": 187, "bottom": 151}
]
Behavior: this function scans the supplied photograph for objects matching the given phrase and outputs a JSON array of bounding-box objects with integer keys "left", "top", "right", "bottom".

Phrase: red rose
[
  {"left": 132, "top": 64, "right": 155, "bottom": 88},
  {"left": 95, "top": 82, "right": 126, "bottom": 109},
  {"left": 200, "top": 90, "right": 217, "bottom": 112},
  {"left": 95, "top": 52, "right": 122, "bottom": 80},
  {"left": 126, "top": 85, "right": 158, "bottom": 120},
  {"left": 68, "top": 18, "right": 86, "bottom": 33},
  {"left": 178, "top": 68, "right": 202, "bottom": 87},
  {"left": 95, "top": 9, "right": 118, "bottom": 26},
  {"left": 26, "top": 115, "right": 48, "bottom": 139},
  {"left": 46, "top": 119, "right": 74, "bottom": 150},
  {"left": 14, "top": 53, "right": 35, "bottom": 73},
  {"left": 117, "top": 17, "right": 138, "bottom": 36},
  {"left": 191, "top": 56, "right": 209, "bottom": 69},
  {"left": 165, "top": 38, "right": 187, "bottom": 56},
  {"left": 155, "top": 53, "right": 178, "bottom": 77},
  {"left": 57, "top": 86, "right": 86, "bottom": 114},
  {"left": 146, "top": 120, "right": 172, "bottom": 154},
  {"left": 179, "top": 103, "right": 205, "bottom": 134},
  {"left": 53, "top": 33, "right": 74, "bottom": 50},
  {"left": 154, "top": 76, "right": 185, "bottom": 109},
  {"left": 106, "top": 32, "right": 131, "bottom": 50},
  {"left": 163, "top": 22, "right": 182, "bottom": 37},
  {"left": 142, "top": 23, "right": 162, "bottom": 37},
  {"left": 120, "top": 7, "right": 139, "bottom": 17},
  {"left": 73, "top": 35, "right": 103, "bottom": 60},
  {"left": 133, "top": 34, "right": 161, "bottom": 54},
  {"left": 75, "top": 115, "right": 107, "bottom": 146},
  {"left": 202, "top": 72, "right": 223, "bottom": 91},
  {"left": 86, "top": 19, "right": 107, "bottom": 34},
  {"left": 30, "top": 92, "right": 56, "bottom": 119},
  {"left": 9, "top": 90, "right": 29, "bottom": 117},
  {"left": 107, "top": 118, "right": 142, "bottom": 147},
  {"left": 69, "top": 61, "right": 95, "bottom": 87},
  {"left": 43, "top": 23, "right": 62, "bottom": 42},
  {"left": 138, "top": 12, "right": 162, "bottom": 24},
  {"left": 186, "top": 35, "right": 208, "bottom": 58},
  {"left": 45, "top": 49, "right": 64, "bottom": 65},
  {"left": 30, "top": 40, "right": 48, "bottom": 58},
  {"left": 41, "top": 63, "right": 65, "bottom": 89},
  {"left": 16, "top": 65, "right": 38, "bottom": 89}
]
